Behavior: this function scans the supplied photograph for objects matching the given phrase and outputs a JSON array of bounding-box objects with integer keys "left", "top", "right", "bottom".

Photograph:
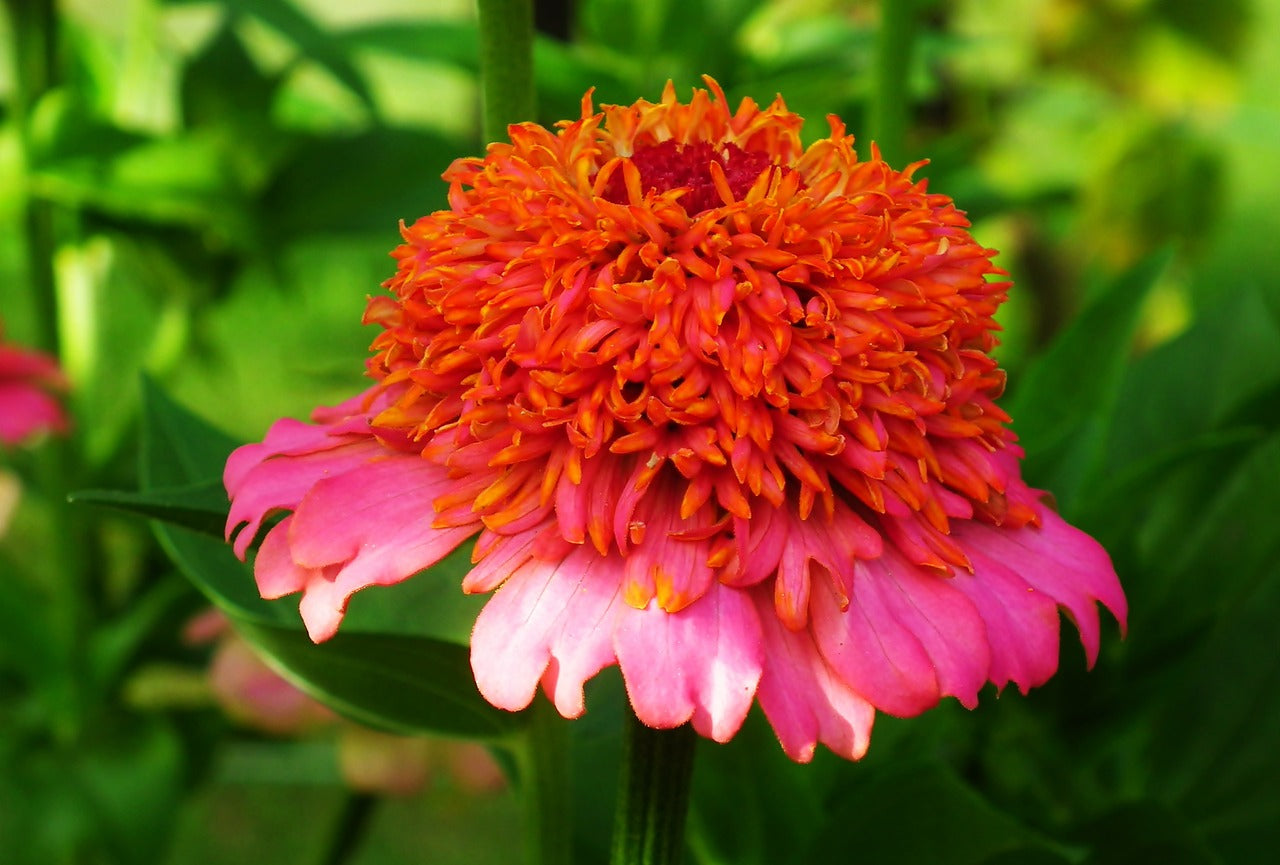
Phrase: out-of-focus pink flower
[
  {"left": 224, "top": 81, "right": 1126, "bottom": 762},
  {"left": 0, "top": 325, "right": 69, "bottom": 446},
  {"left": 186, "top": 609, "right": 506, "bottom": 795},
  {"left": 185, "top": 608, "right": 335, "bottom": 736}
]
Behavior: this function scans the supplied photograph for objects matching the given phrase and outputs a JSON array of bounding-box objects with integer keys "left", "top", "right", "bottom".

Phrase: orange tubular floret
[{"left": 365, "top": 79, "right": 1024, "bottom": 609}]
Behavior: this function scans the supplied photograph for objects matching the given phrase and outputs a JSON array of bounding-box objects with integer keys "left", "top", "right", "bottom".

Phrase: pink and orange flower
[{"left": 225, "top": 81, "right": 1126, "bottom": 762}]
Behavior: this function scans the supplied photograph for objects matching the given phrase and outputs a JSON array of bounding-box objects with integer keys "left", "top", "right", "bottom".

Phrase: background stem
[
  {"left": 475, "top": 0, "right": 537, "bottom": 142},
  {"left": 3, "top": 0, "right": 90, "bottom": 743},
  {"left": 869, "top": 0, "right": 918, "bottom": 165},
  {"left": 610, "top": 716, "right": 697, "bottom": 865}
]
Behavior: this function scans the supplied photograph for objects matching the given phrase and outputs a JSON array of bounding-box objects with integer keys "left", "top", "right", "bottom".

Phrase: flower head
[
  {"left": 0, "top": 325, "right": 69, "bottom": 446},
  {"left": 225, "top": 80, "right": 1126, "bottom": 761}
]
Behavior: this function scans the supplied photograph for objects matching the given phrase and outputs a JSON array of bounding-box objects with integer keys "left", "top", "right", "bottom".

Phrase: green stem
[
  {"left": 3, "top": 0, "right": 90, "bottom": 743},
  {"left": 610, "top": 715, "right": 697, "bottom": 865},
  {"left": 4, "top": 0, "right": 59, "bottom": 353},
  {"left": 869, "top": 0, "right": 918, "bottom": 165},
  {"left": 514, "top": 700, "right": 574, "bottom": 865},
  {"left": 475, "top": 0, "right": 536, "bottom": 142},
  {"left": 319, "top": 793, "right": 378, "bottom": 865}
]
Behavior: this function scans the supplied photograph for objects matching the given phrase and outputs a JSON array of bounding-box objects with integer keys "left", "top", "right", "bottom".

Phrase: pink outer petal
[
  {"left": 0, "top": 384, "right": 67, "bottom": 444},
  {"left": 811, "top": 548, "right": 990, "bottom": 717},
  {"left": 225, "top": 436, "right": 382, "bottom": 558},
  {"left": 470, "top": 546, "right": 621, "bottom": 718},
  {"left": 955, "top": 508, "right": 1127, "bottom": 666},
  {"left": 254, "top": 515, "right": 324, "bottom": 600},
  {"left": 614, "top": 582, "right": 764, "bottom": 742},
  {"left": 754, "top": 591, "right": 875, "bottom": 762},
  {"left": 945, "top": 548, "right": 1062, "bottom": 693},
  {"left": 281, "top": 454, "right": 478, "bottom": 641}
]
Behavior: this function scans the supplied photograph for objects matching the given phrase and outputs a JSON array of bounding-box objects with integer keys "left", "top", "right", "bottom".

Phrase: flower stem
[
  {"left": 869, "top": 0, "right": 918, "bottom": 165},
  {"left": 611, "top": 715, "right": 697, "bottom": 865},
  {"left": 514, "top": 699, "right": 574, "bottom": 865},
  {"left": 475, "top": 0, "right": 536, "bottom": 143}
]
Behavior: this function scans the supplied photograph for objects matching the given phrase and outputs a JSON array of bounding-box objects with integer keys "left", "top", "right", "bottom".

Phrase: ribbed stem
[
  {"left": 869, "top": 0, "right": 918, "bottom": 165},
  {"left": 475, "top": 0, "right": 536, "bottom": 142},
  {"left": 610, "top": 715, "right": 697, "bottom": 865}
]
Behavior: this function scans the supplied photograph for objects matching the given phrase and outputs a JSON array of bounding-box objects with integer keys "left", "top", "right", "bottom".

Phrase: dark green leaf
[
  {"left": 799, "top": 760, "right": 1047, "bottom": 865},
  {"left": 1080, "top": 801, "right": 1217, "bottom": 865},
  {"left": 260, "top": 128, "right": 466, "bottom": 238},
  {"left": 1009, "top": 250, "right": 1170, "bottom": 510},
  {"left": 339, "top": 543, "right": 486, "bottom": 646},
  {"left": 153, "top": 523, "right": 296, "bottom": 627},
  {"left": 236, "top": 619, "right": 524, "bottom": 740},
  {"left": 69, "top": 480, "right": 229, "bottom": 537},
  {"left": 690, "top": 709, "right": 832, "bottom": 865},
  {"left": 139, "top": 376, "right": 242, "bottom": 488}
]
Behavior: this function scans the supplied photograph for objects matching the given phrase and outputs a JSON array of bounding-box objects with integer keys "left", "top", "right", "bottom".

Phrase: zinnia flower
[
  {"left": 225, "top": 80, "right": 1126, "bottom": 762},
  {"left": 0, "top": 325, "right": 68, "bottom": 446}
]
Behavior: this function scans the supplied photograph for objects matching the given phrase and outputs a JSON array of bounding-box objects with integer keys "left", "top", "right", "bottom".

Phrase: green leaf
[
  {"left": 69, "top": 480, "right": 229, "bottom": 537},
  {"left": 260, "top": 128, "right": 466, "bottom": 238},
  {"left": 798, "top": 760, "right": 1049, "bottom": 865},
  {"left": 139, "top": 376, "right": 241, "bottom": 489},
  {"left": 338, "top": 20, "right": 481, "bottom": 71},
  {"left": 1080, "top": 801, "right": 1218, "bottom": 865},
  {"left": 1008, "top": 250, "right": 1171, "bottom": 511},
  {"left": 1147, "top": 548, "right": 1280, "bottom": 824},
  {"left": 236, "top": 619, "right": 524, "bottom": 740},
  {"left": 339, "top": 543, "right": 486, "bottom": 646},
  {"left": 154, "top": 524, "right": 295, "bottom": 627},
  {"left": 689, "top": 709, "right": 833, "bottom": 865},
  {"left": 141, "top": 381, "right": 510, "bottom": 738},
  {"left": 164, "top": 0, "right": 374, "bottom": 112}
]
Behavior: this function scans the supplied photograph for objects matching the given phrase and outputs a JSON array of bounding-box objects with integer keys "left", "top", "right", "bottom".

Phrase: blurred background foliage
[{"left": 1, "top": 0, "right": 1278, "bottom": 863}]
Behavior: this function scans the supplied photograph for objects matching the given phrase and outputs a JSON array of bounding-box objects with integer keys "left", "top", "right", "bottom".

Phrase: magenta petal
[
  {"left": 754, "top": 592, "right": 875, "bottom": 762},
  {"left": 279, "top": 455, "right": 476, "bottom": 639},
  {"left": 470, "top": 547, "right": 621, "bottom": 717},
  {"left": 225, "top": 418, "right": 354, "bottom": 493},
  {"left": 288, "top": 454, "right": 471, "bottom": 567},
  {"left": 254, "top": 516, "right": 315, "bottom": 599},
  {"left": 614, "top": 583, "right": 763, "bottom": 741},
  {"left": 955, "top": 509, "right": 1127, "bottom": 666},
  {"left": 812, "top": 549, "right": 990, "bottom": 716},
  {"left": 948, "top": 549, "right": 1061, "bottom": 692},
  {"left": 225, "top": 438, "right": 382, "bottom": 557}
]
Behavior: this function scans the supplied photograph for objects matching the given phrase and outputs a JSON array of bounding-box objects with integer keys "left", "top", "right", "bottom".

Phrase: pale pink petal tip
[
  {"left": 755, "top": 594, "right": 875, "bottom": 762},
  {"left": 471, "top": 547, "right": 620, "bottom": 718},
  {"left": 614, "top": 583, "right": 763, "bottom": 742}
]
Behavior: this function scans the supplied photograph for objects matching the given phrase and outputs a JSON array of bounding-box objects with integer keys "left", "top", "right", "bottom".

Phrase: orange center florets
[{"left": 363, "top": 81, "right": 1033, "bottom": 602}]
